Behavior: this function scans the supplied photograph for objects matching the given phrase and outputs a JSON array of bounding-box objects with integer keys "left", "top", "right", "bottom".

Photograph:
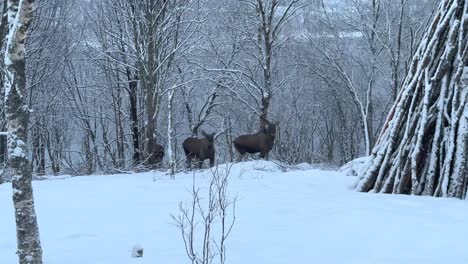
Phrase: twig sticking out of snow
[{"left": 172, "top": 164, "right": 237, "bottom": 264}]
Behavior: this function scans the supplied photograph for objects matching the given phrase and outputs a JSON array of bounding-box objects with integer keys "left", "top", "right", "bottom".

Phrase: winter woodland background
[{"left": 0, "top": 0, "right": 440, "bottom": 177}]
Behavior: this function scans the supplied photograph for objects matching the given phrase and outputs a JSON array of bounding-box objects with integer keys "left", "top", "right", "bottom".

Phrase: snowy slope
[{"left": 1, "top": 160, "right": 467, "bottom": 264}]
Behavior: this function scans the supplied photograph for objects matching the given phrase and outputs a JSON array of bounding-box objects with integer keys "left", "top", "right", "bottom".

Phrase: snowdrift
[{"left": 1, "top": 160, "right": 467, "bottom": 264}]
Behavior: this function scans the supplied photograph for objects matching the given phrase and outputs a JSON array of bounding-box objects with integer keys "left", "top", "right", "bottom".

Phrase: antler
[
  {"left": 200, "top": 129, "right": 209, "bottom": 137},
  {"left": 259, "top": 115, "right": 272, "bottom": 126}
]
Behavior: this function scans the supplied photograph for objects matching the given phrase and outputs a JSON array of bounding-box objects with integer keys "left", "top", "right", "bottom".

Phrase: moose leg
[
  {"left": 260, "top": 151, "right": 268, "bottom": 160},
  {"left": 209, "top": 157, "right": 214, "bottom": 168},
  {"left": 236, "top": 152, "right": 244, "bottom": 162},
  {"left": 186, "top": 157, "right": 192, "bottom": 170},
  {"left": 197, "top": 159, "right": 203, "bottom": 169}
]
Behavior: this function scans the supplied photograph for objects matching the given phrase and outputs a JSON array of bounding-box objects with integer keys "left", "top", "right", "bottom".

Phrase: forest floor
[{"left": 1, "top": 160, "right": 467, "bottom": 264}]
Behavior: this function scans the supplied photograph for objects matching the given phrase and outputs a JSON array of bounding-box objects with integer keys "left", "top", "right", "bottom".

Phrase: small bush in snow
[{"left": 172, "top": 164, "right": 236, "bottom": 264}]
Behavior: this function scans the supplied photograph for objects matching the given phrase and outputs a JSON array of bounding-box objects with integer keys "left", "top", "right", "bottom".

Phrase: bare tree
[
  {"left": 230, "top": 0, "right": 305, "bottom": 128},
  {"left": 87, "top": 0, "right": 142, "bottom": 166}
]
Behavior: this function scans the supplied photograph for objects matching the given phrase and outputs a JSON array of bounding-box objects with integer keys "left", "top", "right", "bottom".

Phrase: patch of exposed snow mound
[
  {"left": 229, "top": 160, "right": 281, "bottom": 172},
  {"left": 272, "top": 162, "right": 337, "bottom": 172},
  {"left": 131, "top": 243, "right": 143, "bottom": 258},
  {"left": 196, "top": 161, "right": 335, "bottom": 179},
  {"left": 192, "top": 160, "right": 282, "bottom": 179},
  {"left": 33, "top": 175, "right": 73, "bottom": 181},
  {"left": 340, "top": 156, "right": 372, "bottom": 177},
  {"left": 293, "top": 162, "right": 315, "bottom": 170}
]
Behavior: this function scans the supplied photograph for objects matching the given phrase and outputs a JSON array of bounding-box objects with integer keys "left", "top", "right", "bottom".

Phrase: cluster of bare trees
[{"left": 0, "top": 0, "right": 440, "bottom": 178}]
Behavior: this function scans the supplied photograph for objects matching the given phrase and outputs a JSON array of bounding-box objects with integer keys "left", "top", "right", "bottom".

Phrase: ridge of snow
[{"left": 0, "top": 160, "right": 467, "bottom": 264}]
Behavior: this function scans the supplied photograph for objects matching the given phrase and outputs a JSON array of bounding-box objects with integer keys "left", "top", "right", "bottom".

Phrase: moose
[
  {"left": 182, "top": 130, "right": 216, "bottom": 169},
  {"left": 233, "top": 119, "right": 279, "bottom": 161}
]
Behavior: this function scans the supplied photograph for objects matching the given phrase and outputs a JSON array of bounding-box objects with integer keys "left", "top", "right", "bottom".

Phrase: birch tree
[
  {"left": 167, "top": 86, "right": 176, "bottom": 176},
  {"left": 233, "top": 0, "right": 304, "bottom": 128},
  {"left": 4, "top": 0, "right": 43, "bottom": 263},
  {"left": 356, "top": 0, "right": 468, "bottom": 199}
]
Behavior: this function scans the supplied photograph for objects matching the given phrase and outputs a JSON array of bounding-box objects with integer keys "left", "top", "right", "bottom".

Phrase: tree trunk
[
  {"left": 83, "top": 134, "right": 94, "bottom": 175},
  {"left": 257, "top": 1, "right": 273, "bottom": 129},
  {"left": 126, "top": 69, "right": 141, "bottom": 166},
  {"left": 143, "top": 88, "right": 158, "bottom": 167},
  {"left": 225, "top": 117, "right": 234, "bottom": 162},
  {"left": 167, "top": 88, "right": 176, "bottom": 177},
  {"left": 4, "top": 0, "right": 43, "bottom": 263},
  {"left": 31, "top": 124, "right": 45, "bottom": 175},
  {"left": 45, "top": 130, "right": 60, "bottom": 175},
  {"left": 0, "top": 1, "right": 9, "bottom": 167},
  {"left": 0, "top": 128, "right": 6, "bottom": 165},
  {"left": 138, "top": 1, "right": 162, "bottom": 168},
  {"left": 356, "top": 0, "right": 468, "bottom": 199}
]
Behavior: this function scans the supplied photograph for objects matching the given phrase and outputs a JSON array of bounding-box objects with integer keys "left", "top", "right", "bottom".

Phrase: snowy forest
[
  {"left": 0, "top": 0, "right": 442, "bottom": 175},
  {"left": 0, "top": 0, "right": 467, "bottom": 263}
]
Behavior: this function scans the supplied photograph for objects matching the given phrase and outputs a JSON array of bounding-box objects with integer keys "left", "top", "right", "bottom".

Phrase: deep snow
[{"left": 1, "top": 160, "right": 467, "bottom": 264}]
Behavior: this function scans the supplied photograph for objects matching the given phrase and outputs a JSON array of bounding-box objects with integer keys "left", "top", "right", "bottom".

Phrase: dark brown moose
[
  {"left": 233, "top": 120, "right": 278, "bottom": 161},
  {"left": 182, "top": 130, "right": 215, "bottom": 169},
  {"left": 154, "top": 144, "right": 165, "bottom": 164}
]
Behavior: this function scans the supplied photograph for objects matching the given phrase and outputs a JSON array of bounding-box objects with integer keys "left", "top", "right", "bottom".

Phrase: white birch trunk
[
  {"left": 167, "top": 88, "right": 176, "bottom": 177},
  {"left": 4, "top": 0, "right": 43, "bottom": 263}
]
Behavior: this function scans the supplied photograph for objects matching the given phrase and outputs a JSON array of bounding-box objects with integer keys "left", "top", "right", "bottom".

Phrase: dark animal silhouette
[
  {"left": 233, "top": 121, "right": 278, "bottom": 161},
  {"left": 154, "top": 144, "right": 165, "bottom": 164},
  {"left": 182, "top": 130, "right": 215, "bottom": 169}
]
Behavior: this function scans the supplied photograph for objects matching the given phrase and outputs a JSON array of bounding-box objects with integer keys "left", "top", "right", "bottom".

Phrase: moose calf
[
  {"left": 233, "top": 121, "right": 278, "bottom": 161},
  {"left": 182, "top": 131, "right": 215, "bottom": 169}
]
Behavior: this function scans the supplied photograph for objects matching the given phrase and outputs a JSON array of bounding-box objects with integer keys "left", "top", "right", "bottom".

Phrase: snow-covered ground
[{"left": 1, "top": 160, "right": 467, "bottom": 264}]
